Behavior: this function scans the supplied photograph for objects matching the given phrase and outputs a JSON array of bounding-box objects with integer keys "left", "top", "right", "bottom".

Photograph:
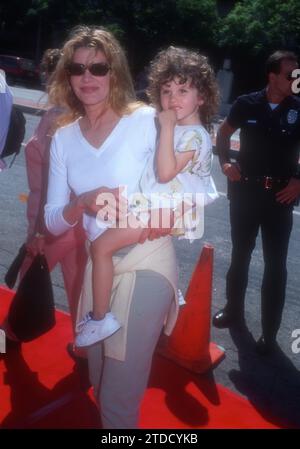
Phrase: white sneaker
[{"left": 75, "top": 312, "right": 121, "bottom": 347}]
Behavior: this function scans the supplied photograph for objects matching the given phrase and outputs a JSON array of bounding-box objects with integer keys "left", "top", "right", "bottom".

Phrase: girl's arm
[{"left": 156, "top": 110, "right": 195, "bottom": 183}]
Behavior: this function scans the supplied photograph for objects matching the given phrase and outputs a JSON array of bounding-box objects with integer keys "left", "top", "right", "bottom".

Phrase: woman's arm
[
  {"left": 156, "top": 110, "right": 195, "bottom": 183},
  {"left": 44, "top": 133, "right": 76, "bottom": 236}
]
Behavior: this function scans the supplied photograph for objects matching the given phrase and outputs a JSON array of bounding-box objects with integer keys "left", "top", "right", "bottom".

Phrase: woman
[{"left": 45, "top": 26, "right": 179, "bottom": 429}]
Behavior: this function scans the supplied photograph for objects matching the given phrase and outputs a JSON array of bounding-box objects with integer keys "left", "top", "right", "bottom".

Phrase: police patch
[{"left": 287, "top": 109, "right": 298, "bottom": 124}]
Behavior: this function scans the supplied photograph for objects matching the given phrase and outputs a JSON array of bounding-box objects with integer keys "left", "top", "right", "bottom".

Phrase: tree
[
  {"left": 216, "top": 0, "right": 300, "bottom": 97},
  {"left": 0, "top": 0, "right": 220, "bottom": 72},
  {"left": 218, "top": 0, "right": 300, "bottom": 55},
  {"left": 64, "top": 0, "right": 219, "bottom": 72},
  {"left": 26, "top": 0, "right": 49, "bottom": 62}
]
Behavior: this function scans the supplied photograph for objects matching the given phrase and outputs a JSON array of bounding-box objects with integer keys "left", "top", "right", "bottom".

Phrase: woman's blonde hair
[
  {"left": 147, "top": 46, "right": 219, "bottom": 131},
  {"left": 49, "top": 25, "right": 138, "bottom": 126}
]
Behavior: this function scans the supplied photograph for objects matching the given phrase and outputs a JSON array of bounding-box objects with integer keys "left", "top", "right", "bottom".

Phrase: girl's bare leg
[{"left": 90, "top": 226, "right": 144, "bottom": 319}]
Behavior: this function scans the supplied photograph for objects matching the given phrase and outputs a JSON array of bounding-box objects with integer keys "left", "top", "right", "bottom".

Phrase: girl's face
[
  {"left": 69, "top": 47, "right": 111, "bottom": 109},
  {"left": 160, "top": 77, "right": 204, "bottom": 125}
]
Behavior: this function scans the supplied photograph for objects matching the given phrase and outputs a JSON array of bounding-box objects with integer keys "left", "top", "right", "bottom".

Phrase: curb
[{"left": 13, "top": 96, "right": 46, "bottom": 116}]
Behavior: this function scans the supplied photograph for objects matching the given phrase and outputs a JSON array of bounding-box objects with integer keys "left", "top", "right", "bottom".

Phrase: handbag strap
[{"left": 4, "top": 244, "right": 28, "bottom": 289}]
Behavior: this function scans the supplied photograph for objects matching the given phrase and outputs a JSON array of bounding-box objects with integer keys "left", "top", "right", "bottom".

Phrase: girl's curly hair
[{"left": 147, "top": 46, "right": 219, "bottom": 131}]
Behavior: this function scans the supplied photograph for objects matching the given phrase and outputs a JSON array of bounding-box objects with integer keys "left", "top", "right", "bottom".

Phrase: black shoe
[
  {"left": 212, "top": 309, "right": 244, "bottom": 329},
  {"left": 255, "top": 336, "right": 277, "bottom": 356},
  {"left": 66, "top": 343, "right": 90, "bottom": 391}
]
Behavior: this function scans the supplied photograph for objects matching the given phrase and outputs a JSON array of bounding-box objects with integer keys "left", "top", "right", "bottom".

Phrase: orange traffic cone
[{"left": 158, "top": 243, "right": 225, "bottom": 373}]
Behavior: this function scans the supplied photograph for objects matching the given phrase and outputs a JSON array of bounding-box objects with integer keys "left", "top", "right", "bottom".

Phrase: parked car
[{"left": 0, "top": 55, "right": 40, "bottom": 86}]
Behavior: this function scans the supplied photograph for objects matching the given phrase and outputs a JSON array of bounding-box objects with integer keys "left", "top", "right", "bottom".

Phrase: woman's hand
[
  {"left": 137, "top": 199, "right": 194, "bottom": 243},
  {"left": 26, "top": 234, "right": 46, "bottom": 257},
  {"left": 79, "top": 186, "right": 128, "bottom": 222},
  {"left": 63, "top": 186, "right": 128, "bottom": 226},
  {"left": 138, "top": 208, "right": 175, "bottom": 243}
]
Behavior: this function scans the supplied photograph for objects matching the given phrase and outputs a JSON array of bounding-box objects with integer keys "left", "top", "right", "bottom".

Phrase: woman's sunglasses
[{"left": 66, "top": 62, "right": 110, "bottom": 77}]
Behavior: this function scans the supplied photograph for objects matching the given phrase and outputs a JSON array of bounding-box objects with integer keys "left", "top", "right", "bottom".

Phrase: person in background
[
  {"left": 213, "top": 51, "right": 300, "bottom": 355},
  {"left": 0, "top": 70, "right": 13, "bottom": 170},
  {"left": 40, "top": 49, "right": 61, "bottom": 89},
  {"left": 1, "top": 49, "right": 87, "bottom": 361}
]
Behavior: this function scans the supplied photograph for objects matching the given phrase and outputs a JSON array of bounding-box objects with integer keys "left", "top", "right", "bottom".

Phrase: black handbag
[
  {"left": 4, "top": 244, "right": 28, "bottom": 289},
  {"left": 7, "top": 254, "right": 56, "bottom": 342}
]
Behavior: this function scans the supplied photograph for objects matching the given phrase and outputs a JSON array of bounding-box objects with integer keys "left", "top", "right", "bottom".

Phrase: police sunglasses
[{"left": 66, "top": 62, "right": 110, "bottom": 77}]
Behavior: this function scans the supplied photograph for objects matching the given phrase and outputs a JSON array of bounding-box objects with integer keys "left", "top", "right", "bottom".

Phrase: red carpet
[{"left": 0, "top": 285, "right": 280, "bottom": 429}]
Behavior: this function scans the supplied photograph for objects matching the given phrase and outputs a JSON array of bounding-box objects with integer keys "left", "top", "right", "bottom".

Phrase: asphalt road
[{"left": 1, "top": 111, "right": 300, "bottom": 428}]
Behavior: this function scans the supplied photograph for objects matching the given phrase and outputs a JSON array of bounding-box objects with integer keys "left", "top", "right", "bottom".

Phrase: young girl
[{"left": 75, "top": 46, "right": 219, "bottom": 347}]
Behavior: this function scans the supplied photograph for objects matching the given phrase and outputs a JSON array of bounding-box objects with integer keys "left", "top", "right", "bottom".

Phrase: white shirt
[
  {"left": 138, "top": 124, "right": 218, "bottom": 241},
  {"left": 0, "top": 71, "right": 13, "bottom": 157},
  {"left": 45, "top": 106, "right": 157, "bottom": 241},
  {"left": 140, "top": 124, "right": 218, "bottom": 206}
]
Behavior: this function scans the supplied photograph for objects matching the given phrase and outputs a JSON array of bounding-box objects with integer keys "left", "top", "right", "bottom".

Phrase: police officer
[{"left": 213, "top": 51, "right": 300, "bottom": 355}]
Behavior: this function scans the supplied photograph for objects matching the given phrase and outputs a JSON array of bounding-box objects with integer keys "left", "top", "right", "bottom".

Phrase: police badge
[{"left": 287, "top": 109, "right": 298, "bottom": 124}]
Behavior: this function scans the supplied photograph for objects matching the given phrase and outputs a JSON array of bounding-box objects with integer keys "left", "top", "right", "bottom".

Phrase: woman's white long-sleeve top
[{"left": 45, "top": 106, "right": 157, "bottom": 241}]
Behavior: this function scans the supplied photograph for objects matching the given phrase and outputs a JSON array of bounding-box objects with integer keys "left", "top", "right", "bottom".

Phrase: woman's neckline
[
  {"left": 77, "top": 114, "right": 123, "bottom": 151},
  {"left": 75, "top": 115, "right": 126, "bottom": 153}
]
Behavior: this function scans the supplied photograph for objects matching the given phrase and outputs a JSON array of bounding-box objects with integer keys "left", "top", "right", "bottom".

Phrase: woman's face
[{"left": 69, "top": 47, "right": 111, "bottom": 109}]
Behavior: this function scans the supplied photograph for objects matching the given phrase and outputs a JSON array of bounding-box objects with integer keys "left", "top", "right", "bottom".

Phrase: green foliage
[
  {"left": 218, "top": 0, "right": 300, "bottom": 54},
  {"left": 0, "top": 1, "right": 219, "bottom": 63},
  {"left": 0, "top": 0, "right": 299, "bottom": 74}
]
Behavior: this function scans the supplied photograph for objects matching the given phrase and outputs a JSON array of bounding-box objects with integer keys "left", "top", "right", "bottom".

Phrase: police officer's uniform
[{"left": 225, "top": 88, "right": 300, "bottom": 342}]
